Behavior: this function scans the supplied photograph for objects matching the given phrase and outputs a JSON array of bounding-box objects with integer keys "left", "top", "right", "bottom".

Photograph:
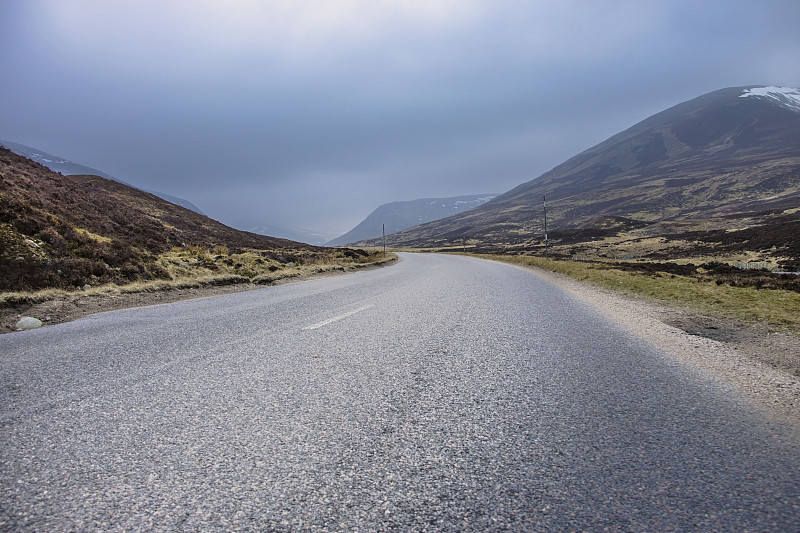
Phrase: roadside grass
[
  {"left": 0, "top": 248, "right": 396, "bottom": 308},
  {"left": 470, "top": 253, "right": 800, "bottom": 334}
]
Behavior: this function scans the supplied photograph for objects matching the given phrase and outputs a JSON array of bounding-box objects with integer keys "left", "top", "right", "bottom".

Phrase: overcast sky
[{"left": 2, "top": 0, "right": 799, "bottom": 238}]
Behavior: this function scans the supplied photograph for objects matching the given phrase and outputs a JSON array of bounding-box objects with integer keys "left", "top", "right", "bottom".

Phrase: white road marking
[{"left": 302, "top": 304, "right": 374, "bottom": 331}]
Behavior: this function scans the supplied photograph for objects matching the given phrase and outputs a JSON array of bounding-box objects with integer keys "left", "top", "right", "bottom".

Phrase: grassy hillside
[{"left": 0, "top": 148, "right": 388, "bottom": 293}]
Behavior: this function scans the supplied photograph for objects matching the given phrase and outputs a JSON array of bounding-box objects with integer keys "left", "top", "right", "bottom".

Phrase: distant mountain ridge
[
  {"left": 327, "top": 194, "right": 497, "bottom": 246},
  {"left": 0, "top": 140, "right": 205, "bottom": 215},
  {"left": 249, "top": 222, "right": 335, "bottom": 246},
  {"left": 372, "top": 86, "right": 800, "bottom": 248}
]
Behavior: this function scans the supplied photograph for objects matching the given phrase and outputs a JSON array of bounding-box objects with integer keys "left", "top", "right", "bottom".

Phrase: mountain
[
  {"left": 250, "top": 222, "right": 335, "bottom": 246},
  {"left": 0, "top": 147, "right": 311, "bottom": 291},
  {"left": 371, "top": 86, "right": 800, "bottom": 253},
  {"left": 0, "top": 140, "right": 205, "bottom": 214},
  {"left": 327, "top": 194, "right": 498, "bottom": 246}
]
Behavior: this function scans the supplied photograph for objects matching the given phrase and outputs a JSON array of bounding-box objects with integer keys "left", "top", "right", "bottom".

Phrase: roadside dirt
[
  {"left": 519, "top": 264, "right": 800, "bottom": 426},
  {"left": 1, "top": 283, "right": 261, "bottom": 333},
  {"left": 1, "top": 259, "right": 398, "bottom": 334}
]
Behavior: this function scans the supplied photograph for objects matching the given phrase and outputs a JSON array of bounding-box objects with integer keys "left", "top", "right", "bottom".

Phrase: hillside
[
  {"left": 368, "top": 86, "right": 800, "bottom": 267},
  {"left": 0, "top": 147, "right": 316, "bottom": 291},
  {"left": 0, "top": 140, "right": 205, "bottom": 214},
  {"left": 327, "top": 194, "right": 497, "bottom": 246}
]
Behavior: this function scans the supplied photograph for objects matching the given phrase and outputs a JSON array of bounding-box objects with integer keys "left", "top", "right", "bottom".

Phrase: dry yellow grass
[
  {"left": 1, "top": 248, "right": 397, "bottom": 307},
  {"left": 73, "top": 227, "right": 112, "bottom": 243}
]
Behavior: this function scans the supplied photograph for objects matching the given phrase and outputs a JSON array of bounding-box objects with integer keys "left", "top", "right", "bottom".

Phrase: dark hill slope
[
  {"left": 0, "top": 139, "right": 205, "bottom": 214},
  {"left": 374, "top": 86, "right": 800, "bottom": 248},
  {"left": 0, "top": 148, "right": 308, "bottom": 291}
]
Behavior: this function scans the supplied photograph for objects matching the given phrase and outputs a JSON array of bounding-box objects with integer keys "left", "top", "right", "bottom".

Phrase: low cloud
[{"left": 2, "top": 0, "right": 799, "bottom": 237}]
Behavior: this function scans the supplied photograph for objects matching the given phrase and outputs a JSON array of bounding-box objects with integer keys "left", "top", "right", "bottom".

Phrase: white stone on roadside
[
  {"left": 16, "top": 317, "right": 43, "bottom": 331},
  {"left": 82, "top": 284, "right": 92, "bottom": 291}
]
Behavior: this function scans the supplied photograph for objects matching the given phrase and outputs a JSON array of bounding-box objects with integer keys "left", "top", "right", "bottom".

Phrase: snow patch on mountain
[{"left": 740, "top": 86, "right": 800, "bottom": 113}]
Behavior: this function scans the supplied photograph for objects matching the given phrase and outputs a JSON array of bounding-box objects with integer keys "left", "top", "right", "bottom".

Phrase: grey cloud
[{"left": 2, "top": 0, "right": 800, "bottom": 237}]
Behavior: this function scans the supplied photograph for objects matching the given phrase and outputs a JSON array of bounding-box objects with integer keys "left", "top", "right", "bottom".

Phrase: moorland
[{"left": 0, "top": 147, "right": 394, "bottom": 331}]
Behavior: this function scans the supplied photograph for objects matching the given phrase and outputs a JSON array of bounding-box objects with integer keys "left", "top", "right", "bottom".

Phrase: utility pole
[
  {"left": 543, "top": 196, "right": 548, "bottom": 259},
  {"left": 382, "top": 224, "right": 386, "bottom": 258}
]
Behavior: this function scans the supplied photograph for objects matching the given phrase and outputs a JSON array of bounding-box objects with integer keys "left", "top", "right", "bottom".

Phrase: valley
[
  {"left": 327, "top": 194, "right": 498, "bottom": 246},
  {"left": 2, "top": 86, "right": 798, "bottom": 340}
]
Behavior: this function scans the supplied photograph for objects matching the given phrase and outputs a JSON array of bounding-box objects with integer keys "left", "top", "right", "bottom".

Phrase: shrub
[
  {"left": 185, "top": 245, "right": 210, "bottom": 259},
  {"left": 37, "top": 227, "right": 67, "bottom": 252}
]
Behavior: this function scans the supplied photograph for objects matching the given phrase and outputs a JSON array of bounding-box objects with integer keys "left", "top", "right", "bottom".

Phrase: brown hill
[
  {"left": 0, "top": 147, "right": 313, "bottom": 291},
  {"left": 368, "top": 86, "right": 800, "bottom": 265}
]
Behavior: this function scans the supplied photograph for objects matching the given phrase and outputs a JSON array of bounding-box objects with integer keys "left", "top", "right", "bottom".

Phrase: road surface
[{"left": 1, "top": 253, "right": 799, "bottom": 531}]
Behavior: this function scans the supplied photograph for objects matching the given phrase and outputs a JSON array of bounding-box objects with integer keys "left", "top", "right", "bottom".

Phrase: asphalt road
[{"left": 1, "top": 253, "right": 799, "bottom": 531}]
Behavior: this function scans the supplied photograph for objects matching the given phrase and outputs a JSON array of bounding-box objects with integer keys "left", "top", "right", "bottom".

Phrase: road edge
[
  {"left": 1, "top": 256, "right": 401, "bottom": 334},
  {"left": 498, "top": 258, "right": 800, "bottom": 426}
]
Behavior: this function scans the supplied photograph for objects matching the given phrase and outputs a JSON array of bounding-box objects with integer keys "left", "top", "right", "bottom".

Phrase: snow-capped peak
[{"left": 740, "top": 86, "right": 800, "bottom": 112}]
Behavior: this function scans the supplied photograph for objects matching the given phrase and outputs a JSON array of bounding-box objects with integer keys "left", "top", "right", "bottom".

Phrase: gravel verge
[{"left": 510, "top": 262, "right": 800, "bottom": 425}]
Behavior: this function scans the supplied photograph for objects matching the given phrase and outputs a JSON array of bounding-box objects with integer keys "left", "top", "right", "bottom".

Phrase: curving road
[{"left": 1, "top": 253, "right": 799, "bottom": 531}]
